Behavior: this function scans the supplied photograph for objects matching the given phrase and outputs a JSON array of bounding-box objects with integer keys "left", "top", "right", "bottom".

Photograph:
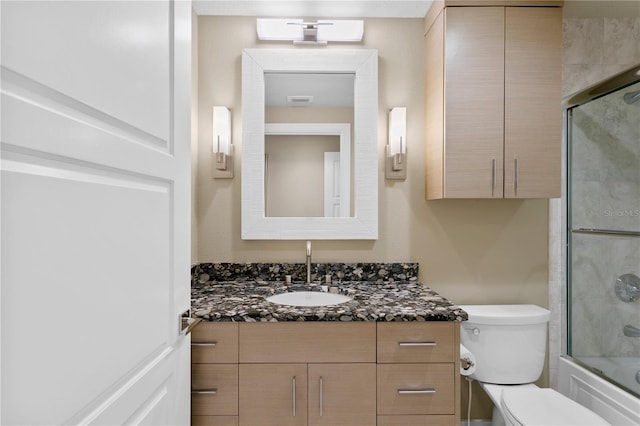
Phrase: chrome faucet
[{"left": 306, "top": 241, "right": 312, "bottom": 284}]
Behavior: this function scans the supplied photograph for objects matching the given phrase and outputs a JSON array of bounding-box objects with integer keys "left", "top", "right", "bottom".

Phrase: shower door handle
[{"left": 623, "top": 325, "right": 640, "bottom": 337}]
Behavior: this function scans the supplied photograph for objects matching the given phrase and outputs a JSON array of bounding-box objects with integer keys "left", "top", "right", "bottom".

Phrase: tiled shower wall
[
  {"left": 549, "top": 14, "right": 640, "bottom": 388},
  {"left": 562, "top": 17, "right": 640, "bottom": 98}
]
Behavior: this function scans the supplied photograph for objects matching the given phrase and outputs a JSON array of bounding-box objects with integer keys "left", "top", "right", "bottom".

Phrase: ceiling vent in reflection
[{"left": 287, "top": 95, "right": 314, "bottom": 105}]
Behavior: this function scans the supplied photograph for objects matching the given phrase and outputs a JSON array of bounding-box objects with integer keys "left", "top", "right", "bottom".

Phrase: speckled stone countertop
[{"left": 191, "top": 263, "right": 467, "bottom": 322}]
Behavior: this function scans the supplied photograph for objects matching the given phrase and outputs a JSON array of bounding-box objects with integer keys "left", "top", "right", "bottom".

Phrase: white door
[
  {"left": 324, "top": 152, "right": 342, "bottom": 217},
  {"left": 1, "top": 1, "right": 192, "bottom": 424}
]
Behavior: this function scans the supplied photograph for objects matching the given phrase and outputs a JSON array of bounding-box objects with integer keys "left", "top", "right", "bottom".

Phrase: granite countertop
[{"left": 191, "top": 280, "right": 468, "bottom": 323}]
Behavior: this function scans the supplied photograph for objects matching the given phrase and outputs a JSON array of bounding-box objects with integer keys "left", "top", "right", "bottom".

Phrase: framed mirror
[{"left": 241, "top": 48, "right": 378, "bottom": 240}]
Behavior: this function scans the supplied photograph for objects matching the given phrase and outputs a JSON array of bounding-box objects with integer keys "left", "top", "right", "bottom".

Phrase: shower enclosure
[{"left": 567, "top": 65, "right": 640, "bottom": 398}]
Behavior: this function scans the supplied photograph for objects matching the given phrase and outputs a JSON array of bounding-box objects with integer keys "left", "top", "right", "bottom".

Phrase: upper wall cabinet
[{"left": 424, "top": 5, "right": 562, "bottom": 199}]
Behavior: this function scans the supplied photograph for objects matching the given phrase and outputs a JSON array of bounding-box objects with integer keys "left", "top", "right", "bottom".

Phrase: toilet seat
[{"left": 501, "top": 387, "right": 610, "bottom": 426}]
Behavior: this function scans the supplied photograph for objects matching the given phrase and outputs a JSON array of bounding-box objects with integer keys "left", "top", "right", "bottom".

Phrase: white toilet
[{"left": 459, "top": 304, "right": 610, "bottom": 426}]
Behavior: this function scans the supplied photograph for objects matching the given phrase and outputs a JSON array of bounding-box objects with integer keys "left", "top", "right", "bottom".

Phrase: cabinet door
[
  {"left": 444, "top": 7, "right": 505, "bottom": 198},
  {"left": 377, "top": 364, "right": 455, "bottom": 415},
  {"left": 307, "top": 364, "right": 376, "bottom": 426},
  {"left": 377, "top": 322, "right": 455, "bottom": 363},
  {"left": 504, "top": 7, "right": 561, "bottom": 198},
  {"left": 192, "top": 364, "right": 239, "bottom": 416},
  {"left": 239, "top": 364, "right": 307, "bottom": 426},
  {"left": 192, "top": 322, "right": 239, "bottom": 364}
]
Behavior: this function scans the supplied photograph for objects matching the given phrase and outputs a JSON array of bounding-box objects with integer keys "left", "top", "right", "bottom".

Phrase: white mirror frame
[
  {"left": 264, "top": 123, "right": 351, "bottom": 218},
  {"left": 241, "top": 48, "right": 378, "bottom": 240}
]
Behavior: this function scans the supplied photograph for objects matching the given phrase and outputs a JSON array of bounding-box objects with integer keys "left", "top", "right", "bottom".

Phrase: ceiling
[
  {"left": 193, "top": 0, "right": 433, "bottom": 18},
  {"left": 193, "top": 1, "right": 640, "bottom": 25}
]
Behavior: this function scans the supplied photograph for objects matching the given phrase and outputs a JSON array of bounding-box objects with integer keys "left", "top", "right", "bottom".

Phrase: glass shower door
[{"left": 567, "top": 80, "right": 640, "bottom": 398}]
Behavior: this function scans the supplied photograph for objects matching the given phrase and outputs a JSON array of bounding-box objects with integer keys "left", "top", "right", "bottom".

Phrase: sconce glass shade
[
  {"left": 212, "top": 106, "right": 233, "bottom": 178},
  {"left": 256, "top": 18, "right": 363, "bottom": 43},
  {"left": 388, "top": 107, "right": 406, "bottom": 156},
  {"left": 386, "top": 107, "right": 407, "bottom": 180},
  {"left": 213, "top": 106, "right": 231, "bottom": 155}
]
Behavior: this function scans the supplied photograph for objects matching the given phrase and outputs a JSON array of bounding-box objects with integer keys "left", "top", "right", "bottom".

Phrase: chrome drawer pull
[
  {"left": 398, "top": 388, "right": 436, "bottom": 395},
  {"left": 491, "top": 158, "right": 497, "bottom": 197},
  {"left": 191, "top": 389, "right": 218, "bottom": 395},
  {"left": 319, "top": 376, "right": 324, "bottom": 417},
  {"left": 292, "top": 376, "right": 297, "bottom": 417},
  {"left": 191, "top": 342, "right": 217, "bottom": 347},
  {"left": 514, "top": 157, "right": 519, "bottom": 197},
  {"left": 398, "top": 342, "right": 436, "bottom": 347}
]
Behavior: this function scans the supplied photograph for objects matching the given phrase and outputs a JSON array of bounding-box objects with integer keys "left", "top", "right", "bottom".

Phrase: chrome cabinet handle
[
  {"left": 514, "top": 157, "right": 519, "bottom": 197},
  {"left": 292, "top": 376, "right": 296, "bottom": 417},
  {"left": 492, "top": 158, "right": 497, "bottom": 197},
  {"left": 398, "top": 342, "right": 436, "bottom": 347},
  {"left": 191, "top": 342, "right": 217, "bottom": 347},
  {"left": 398, "top": 388, "right": 436, "bottom": 394},
  {"left": 191, "top": 389, "right": 217, "bottom": 395},
  {"left": 319, "top": 376, "right": 324, "bottom": 417}
]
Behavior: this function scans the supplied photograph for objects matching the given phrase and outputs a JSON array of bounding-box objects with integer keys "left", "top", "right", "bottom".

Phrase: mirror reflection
[
  {"left": 241, "top": 48, "right": 378, "bottom": 240},
  {"left": 264, "top": 72, "right": 355, "bottom": 218}
]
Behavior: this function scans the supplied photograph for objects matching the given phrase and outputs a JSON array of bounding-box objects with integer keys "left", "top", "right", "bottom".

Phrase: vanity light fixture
[
  {"left": 256, "top": 18, "right": 363, "bottom": 45},
  {"left": 212, "top": 106, "right": 233, "bottom": 179},
  {"left": 386, "top": 107, "right": 407, "bottom": 180}
]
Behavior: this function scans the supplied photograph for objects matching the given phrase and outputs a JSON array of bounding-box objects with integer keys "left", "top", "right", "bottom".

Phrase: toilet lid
[{"left": 501, "top": 387, "right": 611, "bottom": 426}]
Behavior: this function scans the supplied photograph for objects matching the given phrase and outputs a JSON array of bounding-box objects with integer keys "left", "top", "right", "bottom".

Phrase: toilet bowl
[
  {"left": 480, "top": 383, "right": 610, "bottom": 426},
  {"left": 459, "top": 305, "right": 610, "bottom": 426}
]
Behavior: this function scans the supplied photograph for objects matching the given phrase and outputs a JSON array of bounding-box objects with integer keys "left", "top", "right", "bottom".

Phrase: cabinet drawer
[
  {"left": 377, "top": 322, "right": 455, "bottom": 363},
  {"left": 239, "top": 322, "right": 376, "bottom": 363},
  {"left": 192, "top": 364, "right": 238, "bottom": 416},
  {"left": 192, "top": 322, "right": 238, "bottom": 363},
  {"left": 192, "top": 416, "right": 238, "bottom": 426},
  {"left": 377, "top": 415, "right": 457, "bottom": 426},
  {"left": 377, "top": 364, "right": 455, "bottom": 415}
]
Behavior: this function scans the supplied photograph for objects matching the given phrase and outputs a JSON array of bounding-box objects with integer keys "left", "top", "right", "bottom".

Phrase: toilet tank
[{"left": 459, "top": 304, "right": 550, "bottom": 385}]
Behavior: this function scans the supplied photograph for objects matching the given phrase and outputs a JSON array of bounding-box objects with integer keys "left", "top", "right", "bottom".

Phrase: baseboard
[{"left": 459, "top": 420, "right": 492, "bottom": 426}]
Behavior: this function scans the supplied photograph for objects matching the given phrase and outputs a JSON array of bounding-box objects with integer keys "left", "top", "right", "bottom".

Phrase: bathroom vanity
[{"left": 190, "top": 263, "right": 467, "bottom": 426}]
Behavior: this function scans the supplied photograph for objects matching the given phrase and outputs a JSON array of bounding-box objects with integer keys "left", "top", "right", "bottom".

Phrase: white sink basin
[{"left": 266, "top": 291, "right": 352, "bottom": 307}]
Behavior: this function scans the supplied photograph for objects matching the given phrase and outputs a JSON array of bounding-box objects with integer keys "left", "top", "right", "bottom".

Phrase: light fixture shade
[
  {"left": 257, "top": 18, "right": 303, "bottom": 41},
  {"left": 388, "top": 107, "right": 406, "bottom": 155},
  {"left": 386, "top": 107, "right": 407, "bottom": 180},
  {"left": 212, "top": 106, "right": 233, "bottom": 178},
  {"left": 317, "top": 20, "right": 363, "bottom": 42},
  {"left": 256, "top": 18, "right": 363, "bottom": 43},
  {"left": 213, "top": 106, "right": 231, "bottom": 155}
]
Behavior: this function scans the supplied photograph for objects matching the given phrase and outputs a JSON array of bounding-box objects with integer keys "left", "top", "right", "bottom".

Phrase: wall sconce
[
  {"left": 212, "top": 106, "right": 233, "bottom": 179},
  {"left": 256, "top": 18, "right": 363, "bottom": 45},
  {"left": 386, "top": 107, "right": 407, "bottom": 180}
]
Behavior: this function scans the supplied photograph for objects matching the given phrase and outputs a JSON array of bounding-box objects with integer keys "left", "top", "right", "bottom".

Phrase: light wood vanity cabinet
[
  {"left": 238, "top": 323, "right": 377, "bottom": 426},
  {"left": 191, "top": 322, "right": 239, "bottom": 426},
  {"left": 191, "top": 321, "right": 460, "bottom": 426},
  {"left": 424, "top": 3, "right": 562, "bottom": 199},
  {"left": 377, "top": 322, "right": 460, "bottom": 426},
  {"left": 239, "top": 363, "right": 376, "bottom": 426}
]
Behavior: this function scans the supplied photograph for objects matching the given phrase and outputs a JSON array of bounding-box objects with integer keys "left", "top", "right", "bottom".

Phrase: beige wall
[
  {"left": 197, "top": 14, "right": 549, "bottom": 306},
  {"left": 265, "top": 134, "right": 340, "bottom": 217},
  {"left": 196, "top": 16, "right": 550, "bottom": 419}
]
